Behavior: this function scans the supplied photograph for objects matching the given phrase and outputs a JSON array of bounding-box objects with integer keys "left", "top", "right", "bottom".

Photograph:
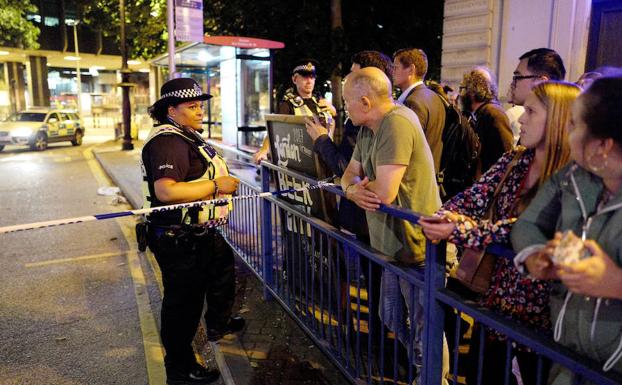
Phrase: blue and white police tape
[{"left": 0, "top": 180, "right": 336, "bottom": 235}]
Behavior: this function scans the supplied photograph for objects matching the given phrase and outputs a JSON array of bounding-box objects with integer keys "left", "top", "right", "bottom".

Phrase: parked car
[{"left": 0, "top": 108, "right": 85, "bottom": 151}]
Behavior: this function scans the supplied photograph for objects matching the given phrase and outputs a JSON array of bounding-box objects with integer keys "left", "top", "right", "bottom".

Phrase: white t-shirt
[{"left": 505, "top": 105, "right": 524, "bottom": 146}]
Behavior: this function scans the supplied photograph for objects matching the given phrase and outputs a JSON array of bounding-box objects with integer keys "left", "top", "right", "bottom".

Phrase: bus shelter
[{"left": 151, "top": 36, "right": 284, "bottom": 151}]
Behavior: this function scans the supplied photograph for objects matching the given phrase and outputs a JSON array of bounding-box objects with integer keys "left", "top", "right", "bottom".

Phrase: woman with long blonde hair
[{"left": 420, "top": 81, "right": 581, "bottom": 385}]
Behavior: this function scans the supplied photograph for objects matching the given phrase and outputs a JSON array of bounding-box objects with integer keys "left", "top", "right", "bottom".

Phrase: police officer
[
  {"left": 253, "top": 59, "right": 336, "bottom": 163},
  {"left": 142, "top": 78, "right": 245, "bottom": 385}
]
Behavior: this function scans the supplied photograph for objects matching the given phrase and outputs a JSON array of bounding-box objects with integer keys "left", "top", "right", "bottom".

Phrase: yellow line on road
[
  {"left": 145, "top": 249, "right": 164, "bottom": 293},
  {"left": 25, "top": 251, "right": 125, "bottom": 267},
  {"left": 84, "top": 147, "right": 165, "bottom": 385}
]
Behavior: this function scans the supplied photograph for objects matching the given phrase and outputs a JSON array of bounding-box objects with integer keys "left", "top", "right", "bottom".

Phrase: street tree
[
  {"left": 203, "top": 0, "right": 443, "bottom": 94},
  {"left": 204, "top": 0, "right": 337, "bottom": 97},
  {"left": 0, "top": 0, "right": 40, "bottom": 49},
  {"left": 203, "top": 0, "right": 443, "bottom": 138},
  {"left": 77, "top": 0, "right": 168, "bottom": 60}
]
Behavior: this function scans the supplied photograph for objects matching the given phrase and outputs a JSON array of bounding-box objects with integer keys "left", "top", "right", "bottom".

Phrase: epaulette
[{"left": 283, "top": 89, "right": 304, "bottom": 108}]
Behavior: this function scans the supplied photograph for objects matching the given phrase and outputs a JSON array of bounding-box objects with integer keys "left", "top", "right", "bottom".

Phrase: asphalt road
[{"left": 0, "top": 139, "right": 163, "bottom": 385}]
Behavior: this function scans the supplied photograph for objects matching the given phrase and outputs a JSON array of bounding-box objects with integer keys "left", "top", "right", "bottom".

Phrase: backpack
[{"left": 435, "top": 94, "right": 481, "bottom": 201}]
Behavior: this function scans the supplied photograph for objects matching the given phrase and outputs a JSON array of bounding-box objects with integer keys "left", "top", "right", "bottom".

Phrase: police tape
[{"left": 0, "top": 181, "right": 336, "bottom": 234}]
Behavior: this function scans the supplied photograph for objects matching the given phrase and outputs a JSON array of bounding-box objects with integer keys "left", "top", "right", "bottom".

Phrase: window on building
[
  {"left": 26, "top": 14, "right": 42, "bottom": 23},
  {"left": 44, "top": 17, "right": 60, "bottom": 27},
  {"left": 41, "top": 0, "right": 60, "bottom": 25}
]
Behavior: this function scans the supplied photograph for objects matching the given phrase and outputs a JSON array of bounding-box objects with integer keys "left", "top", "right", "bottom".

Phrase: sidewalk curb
[
  {"left": 91, "top": 142, "right": 253, "bottom": 385},
  {"left": 91, "top": 143, "right": 143, "bottom": 210}
]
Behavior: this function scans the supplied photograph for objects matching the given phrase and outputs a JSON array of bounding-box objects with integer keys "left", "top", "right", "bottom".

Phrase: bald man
[
  {"left": 341, "top": 67, "right": 440, "bottom": 262},
  {"left": 340, "top": 68, "right": 446, "bottom": 381}
]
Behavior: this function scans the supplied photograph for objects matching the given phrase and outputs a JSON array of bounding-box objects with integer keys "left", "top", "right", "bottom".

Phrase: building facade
[
  {"left": 441, "top": 0, "right": 621, "bottom": 99},
  {"left": 0, "top": 0, "right": 150, "bottom": 130}
]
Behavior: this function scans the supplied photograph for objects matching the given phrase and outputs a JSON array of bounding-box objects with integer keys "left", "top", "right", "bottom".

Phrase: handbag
[{"left": 455, "top": 148, "right": 525, "bottom": 294}]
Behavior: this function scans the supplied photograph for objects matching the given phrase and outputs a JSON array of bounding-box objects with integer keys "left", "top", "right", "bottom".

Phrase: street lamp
[
  {"left": 66, "top": 19, "right": 82, "bottom": 114},
  {"left": 119, "top": 0, "right": 133, "bottom": 150}
]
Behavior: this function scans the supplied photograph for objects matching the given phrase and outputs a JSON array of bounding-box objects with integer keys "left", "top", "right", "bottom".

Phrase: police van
[{"left": 0, "top": 108, "right": 85, "bottom": 152}]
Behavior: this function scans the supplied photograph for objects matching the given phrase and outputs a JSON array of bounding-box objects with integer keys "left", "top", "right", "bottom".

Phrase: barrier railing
[{"left": 211, "top": 142, "right": 622, "bottom": 385}]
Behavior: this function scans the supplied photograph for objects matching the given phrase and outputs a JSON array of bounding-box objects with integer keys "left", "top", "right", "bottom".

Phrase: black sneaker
[
  {"left": 166, "top": 364, "right": 220, "bottom": 385},
  {"left": 206, "top": 316, "right": 246, "bottom": 341}
]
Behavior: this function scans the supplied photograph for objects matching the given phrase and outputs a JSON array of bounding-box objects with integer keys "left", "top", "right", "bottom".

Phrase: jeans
[{"left": 380, "top": 268, "right": 450, "bottom": 385}]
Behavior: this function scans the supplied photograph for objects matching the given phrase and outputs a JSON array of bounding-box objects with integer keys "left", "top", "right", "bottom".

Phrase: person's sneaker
[
  {"left": 166, "top": 364, "right": 220, "bottom": 385},
  {"left": 206, "top": 315, "right": 246, "bottom": 341}
]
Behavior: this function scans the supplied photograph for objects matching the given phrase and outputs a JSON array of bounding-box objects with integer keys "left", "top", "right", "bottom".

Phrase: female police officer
[{"left": 141, "top": 78, "right": 244, "bottom": 385}]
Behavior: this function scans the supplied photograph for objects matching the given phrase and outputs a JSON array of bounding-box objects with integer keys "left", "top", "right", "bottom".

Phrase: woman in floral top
[{"left": 420, "top": 81, "right": 580, "bottom": 385}]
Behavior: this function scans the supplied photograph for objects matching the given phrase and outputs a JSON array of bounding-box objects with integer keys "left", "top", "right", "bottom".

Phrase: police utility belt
[
  {"left": 136, "top": 214, "right": 228, "bottom": 252},
  {"left": 152, "top": 217, "right": 228, "bottom": 235},
  {"left": 151, "top": 191, "right": 231, "bottom": 235}
]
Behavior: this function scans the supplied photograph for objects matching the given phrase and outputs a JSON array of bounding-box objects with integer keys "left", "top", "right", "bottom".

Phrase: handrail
[
  {"left": 262, "top": 192, "right": 425, "bottom": 283},
  {"left": 220, "top": 153, "right": 622, "bottom": 385},
  {"left": 437, "top": 288, "right": 622, "bottom": 385},
  {"left": 256, "top": 159, "right": 517, "bottom": 260}
]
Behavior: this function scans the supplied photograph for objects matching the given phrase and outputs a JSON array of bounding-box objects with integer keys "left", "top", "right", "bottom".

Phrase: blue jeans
[{"left": 379, "top": 268, "right": 424, "bottom": 372}]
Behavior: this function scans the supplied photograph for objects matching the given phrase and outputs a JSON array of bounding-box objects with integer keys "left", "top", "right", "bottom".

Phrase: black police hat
[
  {"left": 292, "top": 59, "right": 319, "bottom": 77},
  {"left": 151, "top": 77, "right": 212, "bottom": 111}
]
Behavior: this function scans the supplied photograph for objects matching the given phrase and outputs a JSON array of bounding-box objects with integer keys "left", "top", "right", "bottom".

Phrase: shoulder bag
[{"left": 455, "top": 148, "right": 525, "bottom": 293}]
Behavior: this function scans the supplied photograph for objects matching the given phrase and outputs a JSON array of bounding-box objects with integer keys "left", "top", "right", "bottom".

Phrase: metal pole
[
  {"left": 73, "top": 22, "right": 82, "bottom": 115},
  {"left": 260, "top": 163, "right": 274, "bottom": 301},
  {"left": 120, "top": 0, "right": 133, "bottom": 150},
  {"left": 166, "top": 0, "right": 176, "bottom": 79},
  {"left": 422, "top": 239, "right": 447, "bottom": 385},
  {"left": 269, "top": 50, "right": 274, "bottom": 112}
]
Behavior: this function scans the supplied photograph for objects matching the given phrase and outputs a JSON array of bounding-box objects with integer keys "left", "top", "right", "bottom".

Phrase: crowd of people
[
  {"left": 255, "top": 47, "right": 622, "bottom": 385},
  {"left": 139, "top": 43, "right": 621, "bottom": 385}
]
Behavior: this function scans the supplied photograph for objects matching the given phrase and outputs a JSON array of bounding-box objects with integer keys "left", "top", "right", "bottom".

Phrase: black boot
[
  {"left": 206, "top": 315, "right": 246, "bottom": 341},
  {"left": 167, "top": 363, "right": 220, "bottom": 385}
]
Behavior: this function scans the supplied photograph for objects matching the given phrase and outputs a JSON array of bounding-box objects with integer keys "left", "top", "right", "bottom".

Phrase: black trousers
[{"left": 147, "top": 227, "right": 235, "bottom": 372}]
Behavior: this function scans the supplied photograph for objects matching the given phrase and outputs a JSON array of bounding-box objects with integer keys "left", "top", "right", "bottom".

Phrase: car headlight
[{"left": 11, "top": 127, "right": 34, "bottom": 137}]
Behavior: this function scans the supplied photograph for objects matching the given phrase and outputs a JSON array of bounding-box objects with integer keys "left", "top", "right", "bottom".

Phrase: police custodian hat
[
  {"left": 151, "top": 77, "right": 212, "bottom": 111},
  {"left": 292, "top": 58, "right": 319, "bottom": 77}
]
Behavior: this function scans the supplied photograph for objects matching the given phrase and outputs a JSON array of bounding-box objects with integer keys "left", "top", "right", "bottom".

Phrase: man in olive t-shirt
[
  {"left": 341, "top": 69, "right": 441, "bottom": 266},
  {"left": 340, "top": 68, "right": 446, "bottom": 383}
]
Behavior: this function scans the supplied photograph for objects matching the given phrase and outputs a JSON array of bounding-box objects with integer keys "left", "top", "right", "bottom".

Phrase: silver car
[{"left": 0, "top": 108, "right": 85, "bottom": 152}]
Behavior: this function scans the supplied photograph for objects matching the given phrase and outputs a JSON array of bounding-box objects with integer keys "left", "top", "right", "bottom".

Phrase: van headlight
[{"left": 11, "top": 127, "right": 33, "bottom": 137}]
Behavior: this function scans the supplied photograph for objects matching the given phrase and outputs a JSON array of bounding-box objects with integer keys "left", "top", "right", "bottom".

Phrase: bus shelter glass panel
[
  {"left": 206, "top": 67, "right": 222, "bottom": 139},
  {"left": 237, "top": 50, "right": 270, "bottom": 149}
]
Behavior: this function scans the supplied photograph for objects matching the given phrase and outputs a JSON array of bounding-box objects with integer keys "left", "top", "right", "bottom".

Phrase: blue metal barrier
[{"left": 211, "top": 142, "right": 622, "bottom": 385}]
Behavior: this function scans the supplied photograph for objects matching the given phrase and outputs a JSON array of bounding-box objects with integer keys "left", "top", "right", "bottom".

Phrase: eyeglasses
[{"left": 512, "top": 74, "right": 540, "bottom": 83}]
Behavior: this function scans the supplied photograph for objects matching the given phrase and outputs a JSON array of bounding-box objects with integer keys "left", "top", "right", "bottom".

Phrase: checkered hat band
[
  {"left": 160, "top": 88, "right": 203, "bottom": 99},
  {"left": 293, "top": 64, "right": 315, "bottom": 73}
]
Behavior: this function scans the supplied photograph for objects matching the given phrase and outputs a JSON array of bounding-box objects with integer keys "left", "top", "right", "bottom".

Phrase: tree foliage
[
  {"left": 78, "top": 0, "right": 168, "bottom": 60},
  {"left": 204, "top": 0, "right": 335, "bottom": 96},
  {"left": 204, "top": 0, "right": 444, "bottom": 94},
  {"left": 0, "top": 0, "right": 40, "bottom": 49}
]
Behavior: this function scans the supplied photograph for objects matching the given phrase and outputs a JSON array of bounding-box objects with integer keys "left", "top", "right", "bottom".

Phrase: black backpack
[{"left": 435, "top": 94, "right": 481, "bottom": 201}]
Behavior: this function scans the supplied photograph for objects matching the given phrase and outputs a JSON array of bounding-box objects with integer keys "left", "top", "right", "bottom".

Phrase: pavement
[{"left": 92, "top": 138, "right": 347, "bottom": 385}]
